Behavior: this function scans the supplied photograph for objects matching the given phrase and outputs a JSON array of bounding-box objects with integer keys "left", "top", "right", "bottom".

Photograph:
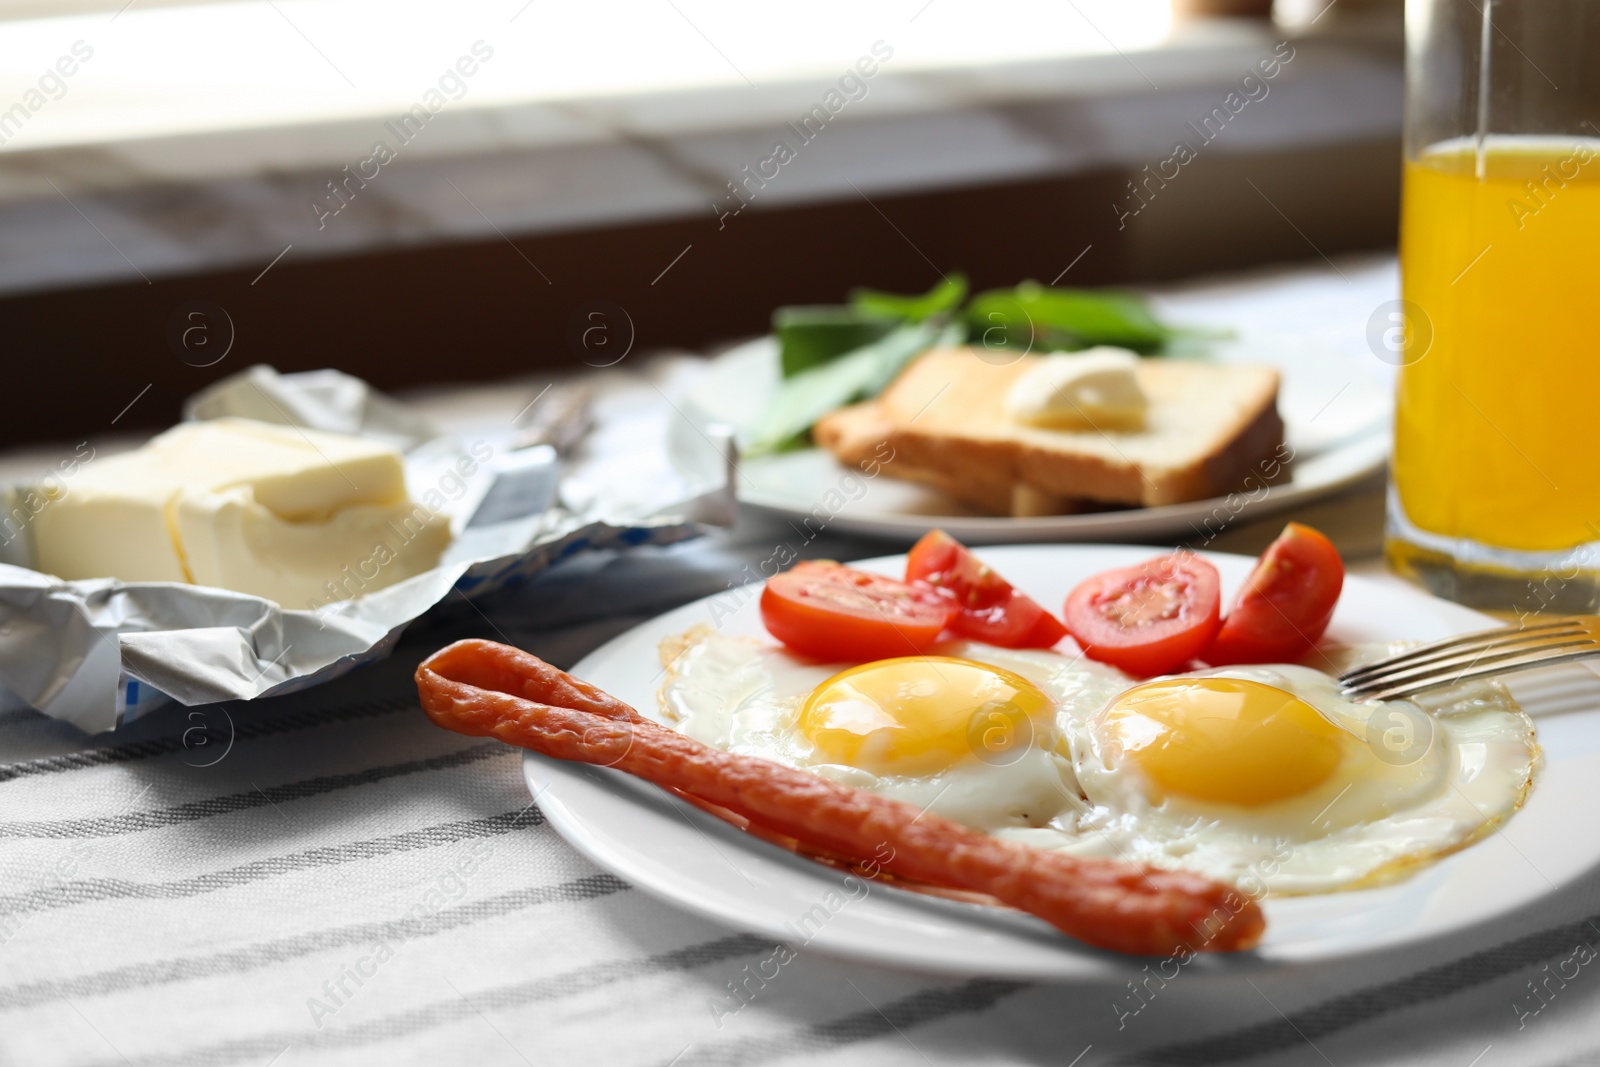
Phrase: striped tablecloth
[
  {"left": 7, "top": 257, "right": 1600, "bottom": 1067},
  {"left": 5, "top": 499, "right": 1600, "bottom": 1067}
]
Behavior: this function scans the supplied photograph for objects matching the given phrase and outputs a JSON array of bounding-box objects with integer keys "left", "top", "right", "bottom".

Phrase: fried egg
[{"left": 659, "top": 630, "right": 1539, "bottom": 895}]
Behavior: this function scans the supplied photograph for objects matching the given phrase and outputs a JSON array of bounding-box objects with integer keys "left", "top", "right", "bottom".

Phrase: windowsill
[{"left": 0, "top": 1, "right": 1401, "bottom": 296}]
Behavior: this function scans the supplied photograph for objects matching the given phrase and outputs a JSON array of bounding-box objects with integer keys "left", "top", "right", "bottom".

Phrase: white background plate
[
  {"left": 525, "top": 545, "right": 1600, "bottom": 980},
  {"left": 666, "top": 263, "right": 1398, "bottom": 544}
]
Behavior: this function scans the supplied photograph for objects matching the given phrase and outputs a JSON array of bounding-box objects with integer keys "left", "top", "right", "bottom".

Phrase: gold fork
[{"left": 1338, "top": 616, "right": 1600, "bottom": 702}]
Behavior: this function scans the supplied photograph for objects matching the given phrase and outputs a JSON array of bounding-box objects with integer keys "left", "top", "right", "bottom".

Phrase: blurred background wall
[{"left": 0, "top": 0, "right": 1402, "bottom": 447}]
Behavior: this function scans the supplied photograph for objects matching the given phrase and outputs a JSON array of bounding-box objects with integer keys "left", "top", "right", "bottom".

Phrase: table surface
[{"left": 4, "top": 266, "right": 1599, "bottom": 1067}]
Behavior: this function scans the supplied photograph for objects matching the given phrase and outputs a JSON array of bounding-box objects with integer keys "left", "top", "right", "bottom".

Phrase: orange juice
[{"left": 1394, "top": 138, "right": 1600, "bottom": 553}]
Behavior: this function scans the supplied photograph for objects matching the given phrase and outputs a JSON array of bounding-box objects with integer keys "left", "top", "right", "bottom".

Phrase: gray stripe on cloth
[
  {"left": 1109, "top": 912, "right": 1600, "bottom": 1065},
  {"left": 0, "top": 741, "right": 499, "bottom": 839},
  {"left": 685, "top": 977, "right": 1028, "bottom": 1066},
  {"left": 91, "top": 933, "right": 772, "bottom": 1067},
  {"left": 0, "top": 873, "right": 629, "bottom": 1010},
  {"left": 0, "top": 695, "right": 419, "bottom": 784},
  {"left": 0, "top": 709, "right": 43, "bottom": 730},
  {"left": 0, "top": 808, "right": 543, "bottom": 917}
]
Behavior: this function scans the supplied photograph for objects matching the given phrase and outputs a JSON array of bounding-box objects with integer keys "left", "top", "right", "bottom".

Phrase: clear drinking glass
[{"left": 1387, "top": 0, "right": 1600, "bottom": 614}]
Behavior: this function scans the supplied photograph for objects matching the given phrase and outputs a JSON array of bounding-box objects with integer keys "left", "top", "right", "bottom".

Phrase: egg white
[
  {"left": 659, "top": 633, "right": 1119, "bottom": 832},
  {"left": 658, "top": 630, "right": 1540, "bottom": 895},
  {"left": 1051, "top": 663, "right": 1539, "bottom": 893}
]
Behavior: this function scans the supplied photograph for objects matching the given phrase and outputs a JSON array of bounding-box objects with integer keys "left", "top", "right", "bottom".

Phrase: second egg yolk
[{"left": 1102, "top": 677, "right": 1347, "bottom": 806}]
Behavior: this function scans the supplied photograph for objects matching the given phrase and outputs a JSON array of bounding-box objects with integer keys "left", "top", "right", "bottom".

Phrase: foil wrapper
[{"left": 0, "top": 365, "right": 733, "bottom": 733}]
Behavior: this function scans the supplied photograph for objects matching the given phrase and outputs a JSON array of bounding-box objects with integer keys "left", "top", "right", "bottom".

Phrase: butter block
[
  {"left": 138, "top": 419, "right": 410, "bottom": 517},
  {"left": 175, "top": 488, "right": 452, "bottom": 609},
  {"left": 32, "top": 418, "right": 452, "bottom": 606},
  {"left": 33, "top": 488, "right": 187, "bottom": 585}
]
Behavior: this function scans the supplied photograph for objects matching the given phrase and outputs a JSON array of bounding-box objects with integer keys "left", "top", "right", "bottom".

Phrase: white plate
[
  {"left": 667, "top": 335, "right": 1390, "bottom": 545},
  {"left": 525, "top": 545, "right": 1600, "bottom": 979}
]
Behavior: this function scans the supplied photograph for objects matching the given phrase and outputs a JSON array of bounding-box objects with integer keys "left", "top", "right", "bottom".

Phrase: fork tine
[
  {"left": 1341, "top": 636, "right": 1597, "bottom": 697},
  {"left": 1337, "top": 620, "right": 1587, "bottom": 687},
  {"left": 1337, "top": 618, "right": 1583, "bottom": 683},
  {"left": 1338, "top": 627, "right": 1590, "bottom": 689},
  {"left": 1347, "top": 646, "right": 1600, "bottom": 702}
]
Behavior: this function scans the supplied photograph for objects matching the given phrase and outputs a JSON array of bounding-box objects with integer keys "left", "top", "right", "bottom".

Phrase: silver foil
[{"left": 0, "top": 365, "right": 733, "bottom": 733}]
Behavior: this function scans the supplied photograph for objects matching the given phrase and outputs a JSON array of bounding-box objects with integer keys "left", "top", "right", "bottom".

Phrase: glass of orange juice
[{"left": 1388, "top": 0, "right": 1600, "bottom": 613}]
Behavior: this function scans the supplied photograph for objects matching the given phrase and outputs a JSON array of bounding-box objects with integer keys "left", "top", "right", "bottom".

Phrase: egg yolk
[
  {"left": 798, "top": 656, "right": 1052, "bottom": 776},
  {"left": 1102, "top": 678, "right": 1346, "bottom": 806}
]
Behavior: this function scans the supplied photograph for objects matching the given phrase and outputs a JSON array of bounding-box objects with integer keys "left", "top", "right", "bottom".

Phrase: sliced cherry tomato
[
  {"left": 761, "top": 560, "right": 957, "bottom": 662},
  {"left": 1204, "top": 523, "right": 1344, "bottom": 666},
  {"left": 904, "top": 530, "right": 1069, "bottom": 648},
  {"left": 1063, "top": 554, "right": 1223, "bottom": 676}
]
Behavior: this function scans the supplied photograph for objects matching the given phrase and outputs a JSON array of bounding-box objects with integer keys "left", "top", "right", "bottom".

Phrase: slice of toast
[
  {"left": 814, "top": 401, "right": 1090, "bottom": 516},
  {"left": 814, "top": 400, "right": 1009, "bottom": 513},
  {"left": 814, "top": 347, "right": 1284, "bottom": 513}
]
